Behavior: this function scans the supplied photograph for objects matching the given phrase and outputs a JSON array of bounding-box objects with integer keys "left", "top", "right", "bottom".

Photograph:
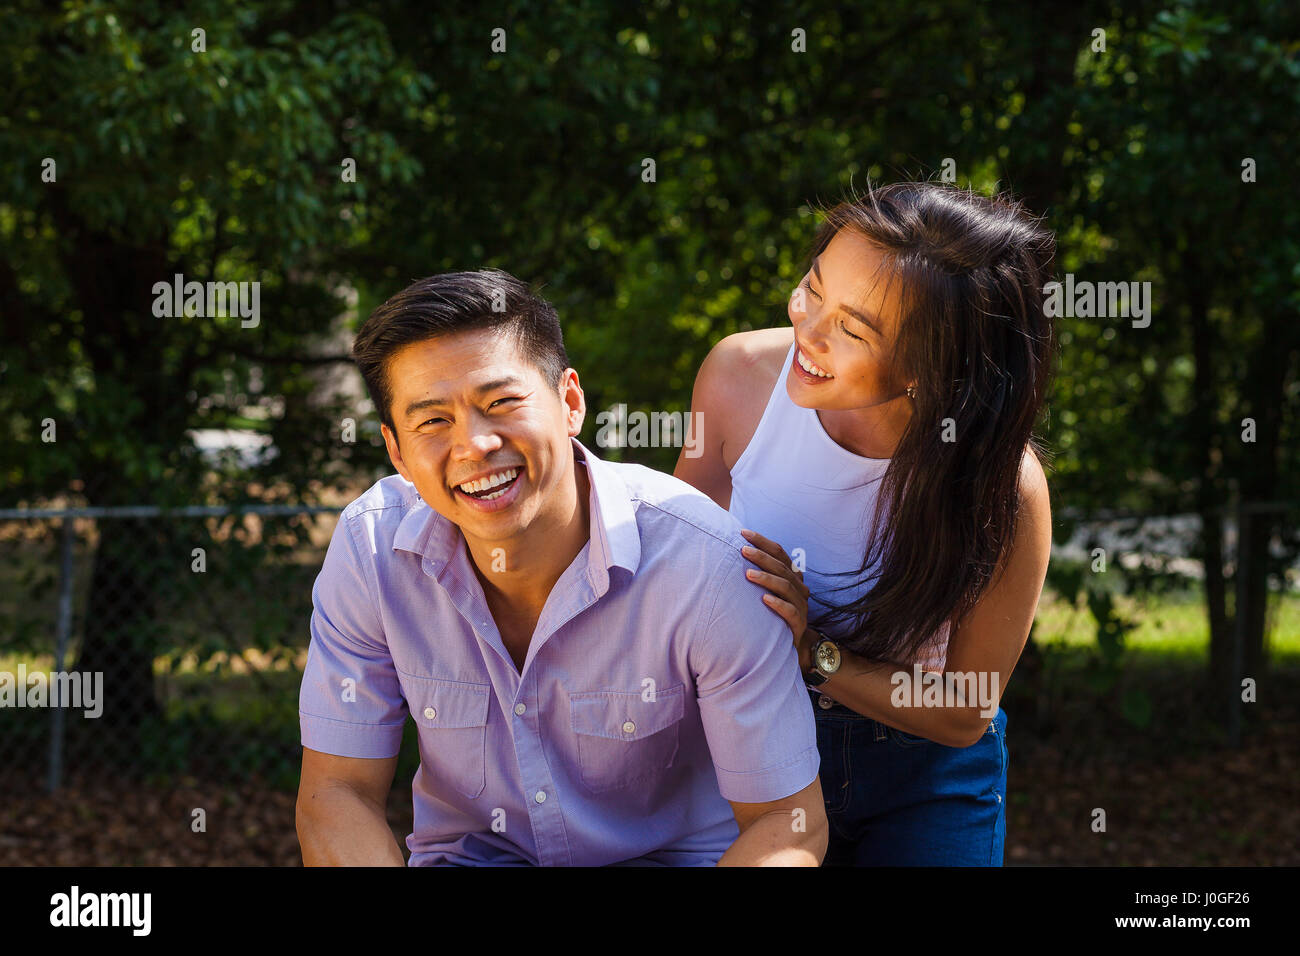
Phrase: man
[{"left": 295, "top": 269, "right": 826, "bottom": 866}]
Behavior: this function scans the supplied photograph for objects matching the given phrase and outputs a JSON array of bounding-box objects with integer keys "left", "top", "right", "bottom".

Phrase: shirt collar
[
  {"left": 392, "top": 437, "right": 641, "bottom": 583},
  {"left": 575, "top": 437, "right": 641, "bottom": 578}
]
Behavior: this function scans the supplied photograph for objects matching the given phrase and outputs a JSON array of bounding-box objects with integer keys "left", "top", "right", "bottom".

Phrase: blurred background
[{"left": 1, "top": 0, "right": 1296, "bottom": 865}]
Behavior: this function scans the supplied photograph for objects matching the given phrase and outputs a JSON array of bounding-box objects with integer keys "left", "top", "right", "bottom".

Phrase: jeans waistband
[{"left": 808, "top": 688, "right": 894, "bottom": 739}]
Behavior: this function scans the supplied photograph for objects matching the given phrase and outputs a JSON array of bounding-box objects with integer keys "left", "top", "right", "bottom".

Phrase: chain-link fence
[
  {"left": 4, "top": 501, "right": 1297, "bottom": 795},
  {"left": 2, "top": 498, "right": 1295, "bottom": 865},
  {"left": 0, "top": 505, "right": 343, "bottom": 795}
]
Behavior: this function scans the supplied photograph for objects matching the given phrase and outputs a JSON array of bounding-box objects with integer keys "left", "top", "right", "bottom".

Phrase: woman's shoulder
[
  {"left": 1017, "top": 447, "right": 1050, "bottom": 512},
  {"left": 693, "top": 328, "right": 793, "bottom": 469},
  {"left": 696, "top": 327, "right": 792, "bottom": 396},
  {"left": 1014, "top": 447, "right": 1052, "bottom": 553}
]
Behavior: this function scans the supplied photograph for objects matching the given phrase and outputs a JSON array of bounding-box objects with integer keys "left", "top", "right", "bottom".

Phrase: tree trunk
[
  {"left": 1240, "top": 307, "right": 1297, "bottom": 684},
  {"left": 48, "top": 189, "right": 185, "bottom": 749},
  {"left": 1187, "top": 278, "right": 1234, "bottom": 702}
]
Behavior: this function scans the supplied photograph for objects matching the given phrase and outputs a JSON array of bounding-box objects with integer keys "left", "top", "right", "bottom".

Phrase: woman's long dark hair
[{"left": 809, "top": 180, "right": 1057, "bottom": 664}]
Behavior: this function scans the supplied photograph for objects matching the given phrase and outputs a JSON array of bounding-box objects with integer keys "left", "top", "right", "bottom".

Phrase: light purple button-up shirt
[{"left": 299, "top": 438, "right": 819, "bottom": 866}]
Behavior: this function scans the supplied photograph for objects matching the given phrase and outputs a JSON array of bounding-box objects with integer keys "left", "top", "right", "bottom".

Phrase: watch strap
[{"left": 804, "top": 630, "right": 835, "bottom": 686}]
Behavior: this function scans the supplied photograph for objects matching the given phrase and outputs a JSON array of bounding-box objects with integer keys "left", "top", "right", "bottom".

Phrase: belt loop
[{"left": 873, "top": 720, "right": 887, "bottom": 742}]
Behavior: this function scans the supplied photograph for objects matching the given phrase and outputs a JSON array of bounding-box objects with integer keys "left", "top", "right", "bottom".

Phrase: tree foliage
[{"left": 1, "top": 0, "right": 1296, "bottom": 714}]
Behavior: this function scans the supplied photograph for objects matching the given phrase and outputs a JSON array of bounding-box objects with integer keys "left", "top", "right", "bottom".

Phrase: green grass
[
  {"left": 4, "top": 584, "right": 1296, "bottom": 790},
  {"left": 1031, "top": 586, "right": 1300, "bottom": 663}
]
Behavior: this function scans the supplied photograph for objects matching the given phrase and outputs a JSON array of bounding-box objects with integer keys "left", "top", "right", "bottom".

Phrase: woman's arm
[
  {"left": 673, "top": 329, "right": 789, "bottom": 509},
  {"left": 673, "top": 338, "right": 736, "bottom": 508},
  {"left": 803, "top": 454, "right": 1053, "bottom": 746}
]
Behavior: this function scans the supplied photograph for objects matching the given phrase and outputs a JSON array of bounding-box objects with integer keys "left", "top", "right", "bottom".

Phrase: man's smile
[{"left": 451, "top": 466, "right": 525, "bottom": 511}]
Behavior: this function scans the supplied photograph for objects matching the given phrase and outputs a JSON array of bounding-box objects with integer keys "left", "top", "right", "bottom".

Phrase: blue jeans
[{"left": 811, "top": 690, "right": 1008, "bottom": 866}]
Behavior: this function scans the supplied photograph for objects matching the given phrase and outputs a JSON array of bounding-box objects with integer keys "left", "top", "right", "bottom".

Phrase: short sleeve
[
  {"left": 692, "top": 548, "right": 820, "bottom": 804},
  {"left": 299, "top": 513, "right": 408, "bottom": 758}
]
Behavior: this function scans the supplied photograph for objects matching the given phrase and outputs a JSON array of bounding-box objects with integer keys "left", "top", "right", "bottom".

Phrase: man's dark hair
[{"left": 353, "top": 269, "right": 569, "bottom": 434}]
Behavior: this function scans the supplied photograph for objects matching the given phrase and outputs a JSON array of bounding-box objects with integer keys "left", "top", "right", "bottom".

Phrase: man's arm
[
  {"left": 692, "top": 547, "right": 827, "bottom": 866},
  {"left": 718, "top": 778, "right": 828, "bottom": 866},
  {"left": 296, "top": 747, "right": 404, "bottom": 866},
  {"left": 297, "top": 511, "right": 410, "bottom": 864}
]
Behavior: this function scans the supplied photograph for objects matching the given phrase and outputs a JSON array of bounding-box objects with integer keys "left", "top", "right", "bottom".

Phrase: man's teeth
[
  {"left": 797, "top": 349, "right": 833, "bottom": 378},
  {"left": 459, "top": 468, "right": 519, "bottom": 499}
]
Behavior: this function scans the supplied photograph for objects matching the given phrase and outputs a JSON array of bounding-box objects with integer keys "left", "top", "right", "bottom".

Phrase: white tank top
[{"left": 728, "top": 342, "right": 948, "bottom": 670}]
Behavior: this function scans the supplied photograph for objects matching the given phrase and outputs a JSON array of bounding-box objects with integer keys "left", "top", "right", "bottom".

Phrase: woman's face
[{"left": 785, "top": 228, "right": 912, "bottom": 411}]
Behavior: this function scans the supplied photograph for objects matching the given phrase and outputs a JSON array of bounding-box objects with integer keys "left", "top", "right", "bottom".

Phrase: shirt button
[
  {"left": 534, "top": 790, "right": 546, "bottom": 804},
  {"left": 817, "top": 696, "right": 834, "bottom": 710},
  {"left": 514, "top": 703, "right": 527, "bottom": 716},
  {"left": 621, "top": 720, "right": 636, "bottom": 734},
  {"left": 423, "top": 706, "right": 437, "bottom": 719}
]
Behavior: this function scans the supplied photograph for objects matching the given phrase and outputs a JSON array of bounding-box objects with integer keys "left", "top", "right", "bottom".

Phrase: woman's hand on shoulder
[{"left": 738, "top": 527, "right": 811, "bottom": 649}]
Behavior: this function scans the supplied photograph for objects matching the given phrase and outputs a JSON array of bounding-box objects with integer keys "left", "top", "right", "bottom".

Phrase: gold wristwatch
[{"left": 804, "top": 630, "right": 842, "bottom": 687}]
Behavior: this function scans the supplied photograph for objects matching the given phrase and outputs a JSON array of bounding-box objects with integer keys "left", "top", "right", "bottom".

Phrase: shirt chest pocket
[
  {"left": 569, "top": 684, "right": 686, "bottom": 794},
  {"left": 404, "top": 676, "right": 491, "bottom": 799}
]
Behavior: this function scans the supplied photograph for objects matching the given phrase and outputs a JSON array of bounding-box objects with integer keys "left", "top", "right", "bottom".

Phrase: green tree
[
  {"left": 1, "top": 1, "right": 428, "bottom": 720},
  {"left": 1048, "top": 0, "right": 1300, "bottom": 701}
]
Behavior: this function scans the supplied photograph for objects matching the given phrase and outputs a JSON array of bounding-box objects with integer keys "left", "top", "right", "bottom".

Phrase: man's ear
[
  {"left": 560, "top": 368, "right": 586, "bottom": 437},
  {"left": 381, "top": 423, "right": 413, "bottom": 483}
]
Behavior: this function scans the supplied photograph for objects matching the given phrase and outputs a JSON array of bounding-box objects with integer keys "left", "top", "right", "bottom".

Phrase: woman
[{"left": 674, "top": 180, "right": 1056, "bottom": 866}]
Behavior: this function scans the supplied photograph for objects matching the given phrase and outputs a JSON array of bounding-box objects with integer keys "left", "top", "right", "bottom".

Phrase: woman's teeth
[
  {"left": 458, "top": 468, "right": 519, "bottom": 500},
  {"left": 797, "top": 348, "right": 834, "bottom": 378}
]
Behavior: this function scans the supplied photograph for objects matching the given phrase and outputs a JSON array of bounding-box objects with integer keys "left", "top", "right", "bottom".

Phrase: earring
[{"left": 906, "top": 384, "right": 917, "bottom": 399}]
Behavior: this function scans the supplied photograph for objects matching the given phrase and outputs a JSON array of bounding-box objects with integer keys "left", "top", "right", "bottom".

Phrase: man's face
[{"left": 380, "top": 326, "right": 584, "bottom": 548}]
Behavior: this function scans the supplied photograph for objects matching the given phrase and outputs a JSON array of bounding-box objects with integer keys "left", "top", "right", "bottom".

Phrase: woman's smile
[{"left": 793, "top": 344, "right": 835, "bottom": 382}]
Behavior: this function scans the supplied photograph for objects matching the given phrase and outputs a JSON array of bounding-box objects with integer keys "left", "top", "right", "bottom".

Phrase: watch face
[{"left": 815, "top": 640, "right": 841, "bottom": 673}]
